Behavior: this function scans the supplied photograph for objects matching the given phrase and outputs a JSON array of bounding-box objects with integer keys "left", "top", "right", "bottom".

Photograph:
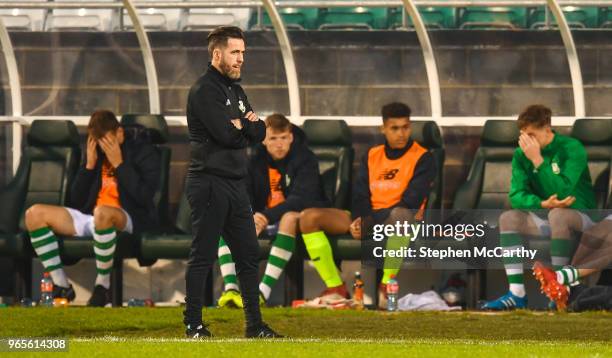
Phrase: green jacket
[{"left": 509, "top": 133, "right": 596, "bottom": 210}]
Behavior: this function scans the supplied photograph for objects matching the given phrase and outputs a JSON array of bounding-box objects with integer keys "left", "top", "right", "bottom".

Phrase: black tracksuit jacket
[{"left": 187, "top": 64, "right": 266, "bottom": 178}]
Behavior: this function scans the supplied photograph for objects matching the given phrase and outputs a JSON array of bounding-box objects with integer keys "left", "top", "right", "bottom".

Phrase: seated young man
[
  {"left": 26, "top": 110, "right": 161, "bottom": 306},
  {"left": 533, "top": 203, "right": 612, "bottom": 309},
  {"left": 217, "top": 113, "right": 329, "bottom": 307},
  {"left": 299, "top": 102, "right": 437, "bottom": 309},
  {"left": 481, "top": 104, "right": 596, "bottom": 310}
]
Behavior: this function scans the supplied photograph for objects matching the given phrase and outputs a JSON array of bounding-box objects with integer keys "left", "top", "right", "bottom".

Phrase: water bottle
[
  {"left": 20, "top": 298, "right": 34, "bottom": 307},
  {"left": 353, "top": 272, "right": 364, "bottom": 309},
  {"left": 40, "top": 272, "right": 54, "bottom": 307},
  {"left": 128, "top": 298, "right": 145, "bottom": 307},
  {"left": 386, "top": 274, "right": 399, "bottom": 312}
]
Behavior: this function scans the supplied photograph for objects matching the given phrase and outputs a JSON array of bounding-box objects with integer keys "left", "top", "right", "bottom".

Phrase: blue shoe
[
  {"left": 548, "top": 301, "right": 557, "bottom": 310},
  {"left": 481, "top": 291, "right": 527, "bottom": 311}
]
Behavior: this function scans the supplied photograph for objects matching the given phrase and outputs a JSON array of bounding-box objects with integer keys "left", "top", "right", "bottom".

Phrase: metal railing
[{"left": 3, "top": 1, "right": 612, "bottom": 7}]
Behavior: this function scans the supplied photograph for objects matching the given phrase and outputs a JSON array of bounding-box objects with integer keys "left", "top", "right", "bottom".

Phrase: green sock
[
  {"left": 550, "top": 239, "right": 572, "bottom": 270},
  {"left": 30, "top": 227, "right": 69, "bottom": 287},
  {"left": 302, "top": 231, "right": 342, "bottom": 288},
  {"left": 556, "top": 265, "right": 579, "bottom": 285},
  {"left": 93, "top": 227, "right": 117, "bottom": 289},
  {"left": 218, "top": 237, "right": 239, "bottom": 292},
  {"left": 500, "top": 232, "right": 525, "bottom": 297},
  {"left": 259, "top": 233, "right": 296, "bottom": 300},
  {"left": 381, "top": 235, "right": 411, "bottom": 284}
]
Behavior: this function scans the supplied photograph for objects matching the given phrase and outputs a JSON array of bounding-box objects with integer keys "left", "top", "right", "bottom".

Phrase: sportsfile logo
[{"left": 372, "top": 221, "right": 487, "bottom": 242}]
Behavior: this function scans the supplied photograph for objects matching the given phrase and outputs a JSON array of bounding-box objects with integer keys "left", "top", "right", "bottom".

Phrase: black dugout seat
[
  {"left": 0, "top": 120, "right": 80, "bottom": 301},
  {"left": 451, "top": 120, "right": 518, "bottom": 307},
  {"left": 453, "top": 120, "right": 518, "bottom": 211},
  {"left": 570, "top": 118, "right": 612, "bottom": 209},
  {"left": 411, "top": 120, "right": 445, "bottom": 210},
  {"left": 303, "top": 119, "right": 354, "bottom": 209}
]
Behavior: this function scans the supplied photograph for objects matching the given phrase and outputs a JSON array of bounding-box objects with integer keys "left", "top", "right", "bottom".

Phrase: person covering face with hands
[
  {"left": 25, "top": 110, "right": 160, "bottom": 307},
  {"left": 482, "top": 104, "right": 596, "bottom": 311}
]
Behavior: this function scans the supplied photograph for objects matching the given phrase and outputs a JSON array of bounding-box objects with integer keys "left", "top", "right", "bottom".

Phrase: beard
[{"left": 220, "top": 58, "right": 241, "bottom": 80}]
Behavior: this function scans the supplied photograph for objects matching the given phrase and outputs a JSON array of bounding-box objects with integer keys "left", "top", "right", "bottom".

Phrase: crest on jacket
[{"left": 551, "top": 162, "right": 560, "bottom": 174}]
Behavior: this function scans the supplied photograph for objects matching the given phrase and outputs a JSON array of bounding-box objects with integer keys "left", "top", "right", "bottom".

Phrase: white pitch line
[{"left": 70, "top": 337, "right": 608, "bottom": 347}]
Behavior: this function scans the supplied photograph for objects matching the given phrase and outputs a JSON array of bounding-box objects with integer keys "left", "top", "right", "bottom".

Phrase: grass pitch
[{"left": 1, "top": 307, "right": 611, "bottom": 357}]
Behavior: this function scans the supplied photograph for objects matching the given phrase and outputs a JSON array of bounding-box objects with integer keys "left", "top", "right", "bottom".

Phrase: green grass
[{"left": 1, "top": 307, "right": 611, "bottom": 356}]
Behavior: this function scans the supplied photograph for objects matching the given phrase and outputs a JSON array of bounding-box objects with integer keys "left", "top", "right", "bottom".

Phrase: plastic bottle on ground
[
  {"left": 40, "top": 272, "right": 53, "bottom": 307},
  {"left": 353, "top": 271, "right": 364, "bottom": 309},
  {"left": 386, "top": 274, "right": 399, "bottom": 312}
]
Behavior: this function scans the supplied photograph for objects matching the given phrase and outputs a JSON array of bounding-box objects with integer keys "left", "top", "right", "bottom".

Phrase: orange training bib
[
  {"left": 267, "top": 167, "right": 286, "bottom": 208},
  {"left": 96, "top": 161, "right": 121, "bottom": 209},
  {"left": 368, "top": 143, "right": 427, "bottom": 210}
]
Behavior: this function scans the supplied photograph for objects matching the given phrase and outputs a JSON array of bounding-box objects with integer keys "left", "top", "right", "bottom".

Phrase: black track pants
[{"left": 183, "top": 173, "right": 262, "bottom": 328}]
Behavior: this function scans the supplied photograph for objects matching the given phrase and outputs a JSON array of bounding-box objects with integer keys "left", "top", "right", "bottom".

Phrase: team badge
[
  {"left": 225, "top": 99, "right": 231, "bottom": 106},
  {"left": 238, "top": 100, "right": 246, "bottom": 113},
  {"left": 551, "top": 162, "right": 560, "bottom": 174}
]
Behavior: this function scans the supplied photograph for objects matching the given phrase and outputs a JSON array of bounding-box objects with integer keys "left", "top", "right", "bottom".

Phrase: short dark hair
[
  {"left": 381, "top": 102, "right": 412, "bottom": 123},
  {"left": 517, "top": 104, "right": 552, "bottom": 129},
  {"left": 88, "top": 109, "right": 120, "bottom": 139},
  {"left": 265, "top": 113, "right": 292, "bottom": 132},
  {"left": 207, "top": 26, "right": 246, "bottom": 58}
]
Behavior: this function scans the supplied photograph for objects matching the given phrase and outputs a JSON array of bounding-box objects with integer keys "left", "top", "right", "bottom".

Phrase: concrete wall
[{"left": 0, "top": 30, "right": 610, "bottom": 117}]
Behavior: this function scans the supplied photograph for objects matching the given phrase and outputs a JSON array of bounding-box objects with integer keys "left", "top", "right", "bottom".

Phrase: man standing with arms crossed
[{"left": 183, "top": 26, "right": 282, "bottom": 338}]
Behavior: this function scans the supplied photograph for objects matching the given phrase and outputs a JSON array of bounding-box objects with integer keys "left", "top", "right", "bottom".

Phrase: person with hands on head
[
  {"left": 25, "top": 110, "right": 160, "bottom": 307},
  {"left": 481, "top": 104, "right": 596, "bottom": 311},
  {"left": 183, "top": 26, "right": 282, "bottom": 339},
  {"left": 519, "top": 129, "right": 578, "bottom": 208},
  {"left": 217, "top": 114, "right": 330, "bottom": 308},
  {"left": 298, "top": 102, "right": 437, "bottom": 309}
]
